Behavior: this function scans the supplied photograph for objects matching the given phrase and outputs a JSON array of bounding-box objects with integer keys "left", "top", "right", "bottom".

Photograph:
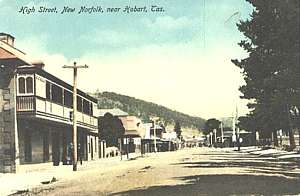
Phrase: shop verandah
[{"left": 17, "top": 118, "right": 98, "bottom": 166}]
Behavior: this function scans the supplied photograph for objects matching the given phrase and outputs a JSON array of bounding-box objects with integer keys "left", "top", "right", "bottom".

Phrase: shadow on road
[
  {"left": 112, "top": 174, "right": 300, "bottom": 196},
  {"left": 177, "top": 156, "right": 300, "bottom": 178},
  {"left": 112, "top": 151, "right": 300, "bottom": 195}
]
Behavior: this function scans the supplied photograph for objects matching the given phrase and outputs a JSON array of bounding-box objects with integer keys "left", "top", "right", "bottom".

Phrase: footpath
[
  {"left": 238, "top": 146, "right": 300, "bottom": 161},
  {"left": 0, "top": 153, "right": 140, "bottom": 196}
]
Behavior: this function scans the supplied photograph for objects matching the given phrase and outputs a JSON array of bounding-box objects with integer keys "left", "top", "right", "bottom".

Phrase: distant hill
[{"left": 92, "top": 91, "right": 205, "bottom": 131}]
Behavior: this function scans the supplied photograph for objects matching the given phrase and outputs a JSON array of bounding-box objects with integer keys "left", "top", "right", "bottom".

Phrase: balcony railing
[
  {"left": 17, "top": 96, "right": 35, "bottom": 111},
  {"left": 16, "top": 95, "right": 98, "bottom": 129}
]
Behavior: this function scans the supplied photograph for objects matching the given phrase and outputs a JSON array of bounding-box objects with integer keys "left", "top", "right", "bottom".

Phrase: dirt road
[{"left": 18, "top": 147, "right": 300, "bottom": 196}]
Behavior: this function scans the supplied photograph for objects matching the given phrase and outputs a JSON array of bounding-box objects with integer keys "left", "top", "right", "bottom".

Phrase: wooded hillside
[{"left": 92, "top": 91, "right": 205, "bottom": 131}]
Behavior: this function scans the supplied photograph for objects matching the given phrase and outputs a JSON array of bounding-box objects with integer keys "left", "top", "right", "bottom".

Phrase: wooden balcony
[
  {"left": 16, "top": 96, "right": 35, "bottom": 111},
  {"left": 16, "top": 95, "right": 98, "bottom": 131}
]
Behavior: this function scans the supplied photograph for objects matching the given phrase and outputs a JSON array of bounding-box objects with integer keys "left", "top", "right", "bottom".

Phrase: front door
[
  {"left": 90, "top": 138, "right": 93, "bottom": 160},
  {"left": 52, "top": 132, "right": 60, "bottom": 166},
  {"left": 43, "top": 131, "right": 49, "bottom": 162},
  {"left": 24, "top": 130, "right": 32, "bottom": 162}
]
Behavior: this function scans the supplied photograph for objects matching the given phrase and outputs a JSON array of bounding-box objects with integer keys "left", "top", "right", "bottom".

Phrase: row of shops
[{"left": 0, "top": 33, "right": 180, "bottom": 173}]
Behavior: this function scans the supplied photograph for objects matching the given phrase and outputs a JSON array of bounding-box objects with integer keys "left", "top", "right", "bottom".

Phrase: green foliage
[
  {"left": 233, "top": 0, "right": 300, "bottom": 147},
  {"left": 204, "top": 118, "right": 221, "bottom": 135},
  {"left": 99, "top": 113, "right": 125, "bottom": 147},
  {"left": 174, "top": 121, "right": 182, "bottom": 138},
  {"left": 93, "top": 91, "right": 205, "bottom": 130}
]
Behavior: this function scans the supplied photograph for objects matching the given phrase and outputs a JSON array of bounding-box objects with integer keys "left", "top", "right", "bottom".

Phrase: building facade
[
  {"left": 0, "top": 33, "right": 99, "bottom": 173},
  {"left": 16, "top": 65, "right": 99, "bottom": 165},
  {"left": 119, "top": 116, "right": 145, "bottom": 154}
]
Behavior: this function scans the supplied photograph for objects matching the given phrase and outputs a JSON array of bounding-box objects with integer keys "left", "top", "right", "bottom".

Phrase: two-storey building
[
  {"left": 0, "top": 33, "right": 99, "bottom": 171},
  {"left": 16, "top": 64, "right": 99, "bottom": 165}
]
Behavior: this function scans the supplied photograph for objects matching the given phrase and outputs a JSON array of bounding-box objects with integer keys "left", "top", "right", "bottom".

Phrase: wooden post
[
  {"left": 153, "top": 122, "right": 157, "bottom": 152},
  {"left": 126, "top": 137, "right": 129, "bottom": 159},
  {"left": 73, "top": 66, "right": 77, "bottom": 171},
  {"left": 221, "top": 122, "right": 224, "bottom": 144},
  {"left": 119, "top": 138, "right": 122, "bottom": 160},
  {"left": 150, "top": 117, "right": 159, "bottom": 153},
  {"left": 63, "top": 62, "right": 88, "bottom": 171}
]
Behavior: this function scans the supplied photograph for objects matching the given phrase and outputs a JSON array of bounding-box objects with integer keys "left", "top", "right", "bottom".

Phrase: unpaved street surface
[{"left": 18, "top": 148, "right": 300, "bottom": 195}]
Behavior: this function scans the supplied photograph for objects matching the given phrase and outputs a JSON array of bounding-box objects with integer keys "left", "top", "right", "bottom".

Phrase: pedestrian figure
[
  {"left": 68, "top": 142, "right": 74, "bottom": 165},
  {"left": 238, "top": 137, "right": 243, "bottom": 151},
  {"left": 78, "top": 143, "right": 83, "bottom": 165}
]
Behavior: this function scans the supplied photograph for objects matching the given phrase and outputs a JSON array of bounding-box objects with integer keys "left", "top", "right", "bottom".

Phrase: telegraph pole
[
  {"left": 220, "top": 122, "right": 224, "bottom": 144},
  {"left": 63, "top": 62, "right": 88, "bottom": 171},
  {"left": 153, "top": 120, "right": 157, "bottom": 153},
  {"left": 151, "top": 117, "right": 159, "bottom": 153}
]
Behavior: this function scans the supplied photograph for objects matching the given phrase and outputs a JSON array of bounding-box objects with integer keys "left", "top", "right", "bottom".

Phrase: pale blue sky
[{"left": 0, "top": 0, "right": 254, "bottom": 119}]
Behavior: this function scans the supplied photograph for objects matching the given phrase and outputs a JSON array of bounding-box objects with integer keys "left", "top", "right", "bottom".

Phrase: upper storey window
[
  {"left": 51, "top": 84, "right": 63, "bottom": 104},
  {"left": 18, "top": 75, "right": 34, "bottom": 95},
  {"left": 18, "top": 77, "right": 25, "bottom": 94},
  {"left": 26, "top": 77, "right": 33, "bottom": 93},
  {"left": 46, "top": 81, "right": 51, "bottom": 99}
]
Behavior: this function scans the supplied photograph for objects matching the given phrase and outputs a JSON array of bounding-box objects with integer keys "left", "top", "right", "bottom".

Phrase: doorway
[
  {"left": 24, "top": 130, "right": 32, "bottom": 162},
  {"left": 90, "top": 138, "right": 93, "bottom": 160},
  {"left": 43, "top": 131, "right": 49, "bottom": 162},
  {"left": 52, "top": 132, "right": 60, "bottom": 166}
]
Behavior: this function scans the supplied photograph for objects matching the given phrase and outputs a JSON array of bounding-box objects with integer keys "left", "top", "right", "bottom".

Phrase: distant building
[
  {"left": 184, "top": 136, "right": 205, "bottom": 148},
  {"left": 119, "top": 116, "right": 145, "bottom": 154},
  {"left": 143, "top": 123, "right": 164, "bottom": 139},
  {"left": 162, "top": 131, "right": 177, "bottom": 141},
  {"left": 142, "top": 123, "right": 166, "bottom": 153},
  {"left": 218, "top": 117, "right": 255, "bottom": 147}
]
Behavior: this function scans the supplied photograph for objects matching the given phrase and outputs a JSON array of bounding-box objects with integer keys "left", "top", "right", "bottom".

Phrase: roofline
[
  {"left": 1, "top": 37, "right": 97, "bottom": 103},
  {"left": 17, "top": 66, "right": 98, "bottom": 103},
  {"left": 0, "top": 32, "right": 15, "bottom": 39},
  {"left": 0, "top": 40, "right": 33, "bottom": 66},
  {"left": 98, "top": 113, "right": 128, "bottom": 117}
]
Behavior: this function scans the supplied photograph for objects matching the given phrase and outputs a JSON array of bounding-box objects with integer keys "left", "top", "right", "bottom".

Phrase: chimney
[
  {"left": 0, "top": 33, "right": 15, "bottom": 47},
  {"left": 31, "top": 60, "right": 45, "bottom": 69}
]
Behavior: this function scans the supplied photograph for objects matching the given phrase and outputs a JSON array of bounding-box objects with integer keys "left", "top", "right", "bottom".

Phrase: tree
[
  {"left": 159, "top": 122, "right": 166, "bottom": 133},
  {"left": 232, "top": 0, "right": 300, "bottom": 149},
  {"left": 238, "top": 115, "right": 257, "bottom": 133},
  {"left": 174, "top": 121, "right": 182, "bottom": 139},
  {"left": 204, "top": 118, "right": 221, "bottom": 135},
  {"left": 99, "top": 113, "right": 125, "bottom": 147}
]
